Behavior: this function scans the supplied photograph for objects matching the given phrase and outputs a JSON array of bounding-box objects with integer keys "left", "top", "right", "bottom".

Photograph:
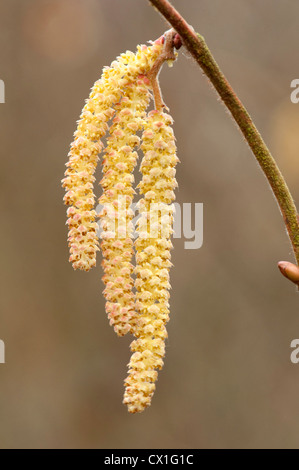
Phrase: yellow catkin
[
  {"left": 62, "top": 41, "right": 163, "bottom": 272},
  {"left": 97, "top": 41, "right": 164, "bottom": 336},
  {"left": 99, "top": 76, "right": 151, "bottom": 336},
  {"left": 123, "top": 110, "right": 179, "bottom": 413}
]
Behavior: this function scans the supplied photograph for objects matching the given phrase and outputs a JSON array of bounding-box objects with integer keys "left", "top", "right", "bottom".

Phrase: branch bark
[{"left": 148, "top": 0, "right": 299, "bottom": 282}]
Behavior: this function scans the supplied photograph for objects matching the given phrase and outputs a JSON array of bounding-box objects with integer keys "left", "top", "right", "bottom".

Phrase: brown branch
[{"left": 148, "top": 0, "right": 299, "bottom": 285}]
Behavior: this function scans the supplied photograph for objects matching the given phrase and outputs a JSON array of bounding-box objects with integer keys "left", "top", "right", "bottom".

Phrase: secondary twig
[{"left": 148, "top": 29, "right": 178, "bottom": 110}]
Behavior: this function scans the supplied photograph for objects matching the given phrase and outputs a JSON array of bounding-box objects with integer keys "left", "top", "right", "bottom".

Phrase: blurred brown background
[{"left": 0, "top": 0, "right": 299, "bottom": 449}]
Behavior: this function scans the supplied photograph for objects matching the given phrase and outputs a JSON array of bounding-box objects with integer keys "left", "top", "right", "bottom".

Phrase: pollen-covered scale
[{"left": 62, "top": 30, "right": 181, "bottom": 413}]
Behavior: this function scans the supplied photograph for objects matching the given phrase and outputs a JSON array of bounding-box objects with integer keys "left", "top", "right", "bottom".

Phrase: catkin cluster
[{"left": 63, "top": 35, "right": 178, "bottom": 413}]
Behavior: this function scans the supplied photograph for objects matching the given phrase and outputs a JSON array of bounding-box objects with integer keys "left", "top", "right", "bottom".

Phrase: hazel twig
[{"left": 148, "top": 0, "right": 299, "bottom": 287}]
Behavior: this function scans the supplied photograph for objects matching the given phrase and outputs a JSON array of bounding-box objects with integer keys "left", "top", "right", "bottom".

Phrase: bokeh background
[{"left": 0, "top": 0, "right": 299, "bottom": 449}]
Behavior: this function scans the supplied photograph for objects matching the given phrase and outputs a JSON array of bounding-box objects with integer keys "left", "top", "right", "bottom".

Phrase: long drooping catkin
[
  {"left": 123, "top": 110, "right": 178, "bottom": 413},
  {"left": 99, "top": 77, "right": 151, "bottom": 336},
  {"left": 62, "top": 41, "right": 163, "bottom": 272},
  {"left": 62, "top": 69, "right": 122, "bottom": 271}
]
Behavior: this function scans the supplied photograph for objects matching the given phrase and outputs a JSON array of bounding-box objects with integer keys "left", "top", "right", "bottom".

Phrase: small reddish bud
[
  {"left": 278, "top": 261, "right": 299, "bottom": 286},
  {"left": 173, "top": 33, "right": 183, "bottom": 50}
]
